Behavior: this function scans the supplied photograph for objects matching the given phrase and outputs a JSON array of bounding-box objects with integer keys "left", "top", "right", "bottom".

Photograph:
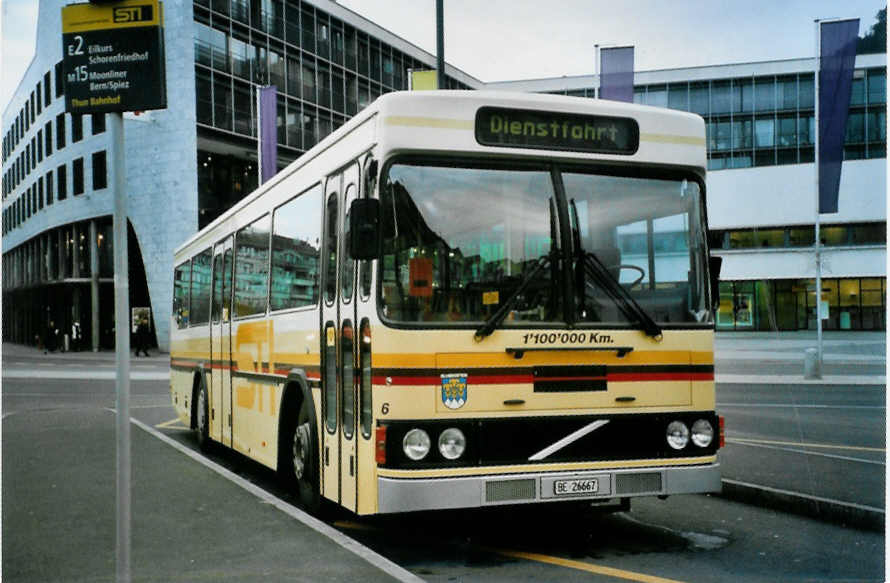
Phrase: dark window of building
[
  {"left": 46, "top": 170, "right": 53, "bottom": 205},
  {"left": 57, "top": 163, "right": 67, "bottom": 197},
  {"left": 73, "top": 157, "right": 84, "bottom": 195},
  {"left": 55, "top": 61, "right": 64, "bottom": 97},
  {"left": 56, "top": 114, "right": 66, "bottom": 149},
  {"left": 235, "top": 214, "right": 271, "bottom": 317},
  {"left": 196, "top": 68, "right": 212, "bottom": 126},
  {"left": 91, "top": 113, "right": 105, "bottom": 135},
  {"left": 44, "top": 71, "right": 52, "bottom": 106},
  {"left": 37, "top": 130, "right": 43, "bottom": 162},
  {"left": 36, "top": 83, "right": 42, "bottom": 114},
  {"left": 38, "top": 176, "right": 44, "bottom": 209},
  {"left": 72, "top": 115, "right": 83, "bottom": 143},
  {"left": 45, "top": 121, "right": 52, "bottom": 156},
  {"left": 92, "top": 151, "right": 107, "bottom": 190},
  {"left": 30, "top": 91, "right": 35, "bottom": 123}
]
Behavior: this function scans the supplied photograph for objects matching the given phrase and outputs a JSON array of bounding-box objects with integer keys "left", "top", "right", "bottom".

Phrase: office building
[{"left": 2, "top": 0, "right": 885, "bottom": 351}]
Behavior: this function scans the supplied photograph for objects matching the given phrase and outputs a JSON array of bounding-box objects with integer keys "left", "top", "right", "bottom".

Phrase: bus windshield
[{"left": 379, "top": 158, "right": 711, "bottom": 328}]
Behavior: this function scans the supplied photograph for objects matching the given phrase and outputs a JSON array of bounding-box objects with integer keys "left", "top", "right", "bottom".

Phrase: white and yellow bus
[{"left": 170, "top": 90, "right": 724, "bottom": 515}]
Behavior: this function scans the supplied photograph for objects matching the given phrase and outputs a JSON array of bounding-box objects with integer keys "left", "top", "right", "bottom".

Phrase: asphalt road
[{"left": 2, "top": 342, "right": 885, "bottom": 582}]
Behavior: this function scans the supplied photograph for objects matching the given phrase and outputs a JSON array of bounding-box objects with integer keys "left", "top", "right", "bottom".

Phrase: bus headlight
[
  {"left": 691, "top": 419, "right": 714, "bottom": 448},
  {"left": 402, "top": 428, "right": 431, "bottom": 460},
  {"left": 438, "top": 428, "right": 466, "bottom": 460},
  {"left": 666, "top": 421, "right": 690, "bottom": 450}
]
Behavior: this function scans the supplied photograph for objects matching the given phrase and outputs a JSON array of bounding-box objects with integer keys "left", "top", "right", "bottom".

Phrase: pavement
[
  {"left": 2, "top": 329, "right": 886, "bottom": 566},
  {"left": 713, "top": 330, "right": 886, "bottom": 531},
  {"left": 2, "top": 343, "right": 419, "bottom": 583}
]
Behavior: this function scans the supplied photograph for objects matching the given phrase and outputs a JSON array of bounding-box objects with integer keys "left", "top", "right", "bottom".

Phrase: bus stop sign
[{"left": 61, "top": 0, "right": 166, "bottom": 114}]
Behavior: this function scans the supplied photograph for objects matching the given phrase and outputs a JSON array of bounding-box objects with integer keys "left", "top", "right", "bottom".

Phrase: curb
[{"left": 719, "top": 478, "right": 884, "bottom": 532}]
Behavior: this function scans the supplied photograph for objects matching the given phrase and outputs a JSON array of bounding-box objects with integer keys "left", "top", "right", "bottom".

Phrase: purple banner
[
  {"left": 259, "top": 85, "right": 278, "bottom": 184},
  {"left": 600, "top": 46, "right": 634, "bottom": 103},
  {"left": 818, "top": 19, "right": 859, "bottom": 214}
]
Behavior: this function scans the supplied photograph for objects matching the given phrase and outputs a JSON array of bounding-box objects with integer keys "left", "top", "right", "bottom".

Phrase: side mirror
[
  {"left": 709, "top": 256, "right": 723, "bottom": 311},
  {"left": 349, "top": 198, "right": 380, "bottom": 261}
]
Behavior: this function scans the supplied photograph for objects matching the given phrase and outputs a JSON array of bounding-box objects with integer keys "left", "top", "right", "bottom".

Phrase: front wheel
[
  {"left": 290, "top": 398, "right": 322, "bottom": 514},
  {"left": 195, "top": 380, "right": 211, "bottom": 452}
]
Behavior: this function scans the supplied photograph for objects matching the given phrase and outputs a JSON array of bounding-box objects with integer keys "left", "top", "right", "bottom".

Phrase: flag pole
[
  {"left": 814, "top": 19, "right": 823, "bottom": 376},
  {"left": 594, "top": 44, "right": 600, "bottom": 99}
]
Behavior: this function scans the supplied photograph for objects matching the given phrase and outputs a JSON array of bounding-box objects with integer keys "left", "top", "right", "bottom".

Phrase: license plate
[{"left": 553, "top": 478, "right": 598, "bottom": 496}]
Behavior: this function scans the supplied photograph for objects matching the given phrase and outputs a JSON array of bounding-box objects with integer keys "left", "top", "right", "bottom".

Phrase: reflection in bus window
[
  {"left": 380, "top": 161, "right": 559, "bottom": 324},
  {"left": 173, "top": 261, "right": 191, "bottom": 329},
  {"left": 271, "top": 186, "right": 322, "bottom": 311},
  {"left": 565, "top": 172, "right": 709, "bottom": 325},
  {"left": 235, "top": 214, "right": 271, "bottom": 317},
  {"left": 190, "top": 248, "right": 213, "bottom": 325}
]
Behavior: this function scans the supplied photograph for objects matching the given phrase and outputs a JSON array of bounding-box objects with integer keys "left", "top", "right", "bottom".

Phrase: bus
[{"left": 170, "top": 90, "right": 723, "bottom": 516}]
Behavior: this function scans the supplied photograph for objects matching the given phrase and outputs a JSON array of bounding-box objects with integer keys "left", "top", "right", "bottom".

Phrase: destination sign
[
  {"left": 61, "top": 0, "right": 166, "bottom": 114},
  {"left": 475, "top": 107, "right": 639, "bottom": 155}
]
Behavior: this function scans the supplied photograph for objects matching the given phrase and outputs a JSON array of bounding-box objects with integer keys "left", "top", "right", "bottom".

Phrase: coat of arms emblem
[{"left": 440, "top": 373, "right": 468, "bottom": 409}]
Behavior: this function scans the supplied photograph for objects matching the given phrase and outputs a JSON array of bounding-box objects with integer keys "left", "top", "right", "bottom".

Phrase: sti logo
[{"left": 113, "top": 5, "right": 153, "bottom": 23}]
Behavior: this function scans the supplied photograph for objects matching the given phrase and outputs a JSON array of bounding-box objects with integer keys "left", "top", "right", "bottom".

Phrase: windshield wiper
[
  {"left": 581, "top": 252, "right": 663, "bottom": 340},
  {"left": 474, "top": 253, "right": 553, "bottom": 342}
]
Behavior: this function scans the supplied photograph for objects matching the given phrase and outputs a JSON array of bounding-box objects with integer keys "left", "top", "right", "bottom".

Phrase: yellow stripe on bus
[
  {"left": 384, "top": 116, "right": 474, "bottom": 130},
  {"left": 640, "top": 133, "right": 706, "bottom": 146}
]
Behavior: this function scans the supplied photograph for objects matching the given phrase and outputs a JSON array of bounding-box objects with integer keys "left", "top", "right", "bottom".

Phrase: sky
[{"left": 1, "top": 0, "right": 886, "bottom": 112}]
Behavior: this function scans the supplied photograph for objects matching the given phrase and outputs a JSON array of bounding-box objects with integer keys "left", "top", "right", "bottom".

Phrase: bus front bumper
[{"left": 377, "top": 463, "right": 721, "bottom": 514}]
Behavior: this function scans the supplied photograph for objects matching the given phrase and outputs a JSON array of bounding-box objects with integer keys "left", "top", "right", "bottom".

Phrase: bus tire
[
  {"left": 195, "top": 378, "right": 211, "bottom": 453},
  {"left": 290, "top": 398, "right": 322, "bottom": 514}
]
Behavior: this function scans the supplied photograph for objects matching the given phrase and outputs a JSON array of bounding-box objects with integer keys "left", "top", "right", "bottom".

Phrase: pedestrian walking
[
  {"left": 71, "top": 321, "right": 82, "bottom": 352},
  {"left": 45, "top": 320, "right": 58, "bottom": 353},
  {"left": 135, "top": 317, "right": 151, "bottom": 357}
]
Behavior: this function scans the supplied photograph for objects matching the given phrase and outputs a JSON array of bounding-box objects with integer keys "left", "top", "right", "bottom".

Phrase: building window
[
  {"left": 37, "top": 130, "right": 43, "bottom": 162},
  {"left": 45, "top": 121, "right": 52, "bottom": 156},
  {"left": 91, "top": 113, "right": 106, "bottom": 135},
  {"left": 46, "top": 170, "right": 53, "bottom": 205},
  {"left": 72, "top": 115, "right": 83, "bottom": 143},
  {"left": 57, "top": 164, "right": 67, "bottom": 200},
  {"left": 55, "top": 61, "right": 64, "bottom": 97},
  {"left": 44, "top": 71, "right": 52, "bottom": 106},
  {"left": 56, "top": 114, "right": 66, "bottom": 149},
  {"left": 92, "top": 151, "right": 107, "bottom": 190},
  {"left": 73, "top": 158, "right": 84, "bottom": 195}
]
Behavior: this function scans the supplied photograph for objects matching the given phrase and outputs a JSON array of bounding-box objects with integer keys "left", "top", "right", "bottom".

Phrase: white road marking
[
  {"left": 2, "top": 370, "right": 168, "bottom": 380},
  {"left": 719, "top": 403, "right": 885, "bottom": 410},
  {"left": 725, "top": 439, "right": 885, "bottom": 465},
  {"left": 129, "top": 417, "right": 425, "bottom": 583}
]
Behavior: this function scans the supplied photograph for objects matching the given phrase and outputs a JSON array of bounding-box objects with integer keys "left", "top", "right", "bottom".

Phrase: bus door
[
  {"left": 210, "top": 236, "right": 234, "bottom": 446},
  {"left": 321, "top": 173, "right": 342, "bottom": 504},
  {"left": 320, "top": 163, "right": 361, "bottom": 512},
  {"left": 338, "top": 164, "right": 360, "bottom": 512}
]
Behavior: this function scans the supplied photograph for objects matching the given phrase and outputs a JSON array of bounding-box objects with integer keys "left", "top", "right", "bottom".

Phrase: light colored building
[{"left": 2, "top": 0, "right": 885, "bottom": 352}]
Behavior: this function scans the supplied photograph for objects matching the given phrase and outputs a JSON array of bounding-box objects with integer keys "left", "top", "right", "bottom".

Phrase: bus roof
[{"left": 176, "top": 91, "right": 705, "bottom": 256}]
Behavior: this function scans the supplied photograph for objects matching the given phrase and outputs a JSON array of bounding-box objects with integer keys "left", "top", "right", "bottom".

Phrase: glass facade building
[{"left": 1, "top": 0, "right": 886, "bottom": 349}]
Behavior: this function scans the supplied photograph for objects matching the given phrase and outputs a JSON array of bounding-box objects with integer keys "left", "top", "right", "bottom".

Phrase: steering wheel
[{"left": 611, "top": 264, "right": 646, "bottom": 287}]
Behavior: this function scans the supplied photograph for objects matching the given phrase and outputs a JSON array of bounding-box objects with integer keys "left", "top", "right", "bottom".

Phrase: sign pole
[
  {"left": 814, "top": 20, "right": 823, "bottom": 377},
  {"left": 111, "top": 111, "right": 131, "bottom": 583}
]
